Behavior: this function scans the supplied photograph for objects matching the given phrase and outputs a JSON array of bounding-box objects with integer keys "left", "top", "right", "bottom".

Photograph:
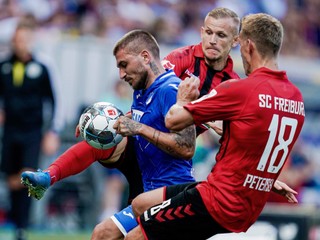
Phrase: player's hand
[
  {"left": 125, "top": 112, "right": 132, "bottom": 118},
  {"left": 204, "top": 121, "right": 223, "bottom": 136},
  {"left": 114, "top": 116, "right": 142, "bottom": 136},
  {"left": 177, "top": 75, "right": 200, "bottom": 105},
  {"left": 75, "top": 124, "right": 81, "bottom": 138},
  {"left": 272, "top": 180, "right": 298, "bottom": 204}
]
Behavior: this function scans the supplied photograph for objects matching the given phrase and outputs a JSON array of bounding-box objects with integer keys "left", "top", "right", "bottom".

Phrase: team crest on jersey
[{"left": 161, "top": 60, "right": 175, "bottom": 70}]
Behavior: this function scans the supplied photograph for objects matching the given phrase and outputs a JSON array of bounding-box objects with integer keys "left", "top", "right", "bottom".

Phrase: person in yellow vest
[{"left": 0, "top": 15, "right": 62, "bottom": 240}]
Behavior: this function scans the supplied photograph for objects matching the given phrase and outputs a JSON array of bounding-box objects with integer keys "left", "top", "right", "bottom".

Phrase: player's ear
[
  {"left": 200, "top": 26, "right": 205, "bottom": 39},
  {"left": 232, "top": 35, "right": 239, "bottom": 48},
  {"left": 247, "top": 39, "right": 255, "bottom": 54},
  {"left": 141, "top": 50, "right": 150, "bottom": 63}
]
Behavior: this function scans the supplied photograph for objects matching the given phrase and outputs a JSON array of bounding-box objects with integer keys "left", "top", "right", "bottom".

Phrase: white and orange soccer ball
[{"left": 79, "top": 102, "right": 124, "bottom": 149}]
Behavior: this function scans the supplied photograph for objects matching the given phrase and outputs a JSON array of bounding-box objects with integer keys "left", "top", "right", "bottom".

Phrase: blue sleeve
[{"left": 160, "top": 82, "right": 179, "bottom": 118}]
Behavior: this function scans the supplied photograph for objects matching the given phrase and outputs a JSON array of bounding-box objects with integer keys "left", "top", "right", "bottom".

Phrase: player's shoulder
[
  {"left": 215, "top": 78, "right": 249, "bottom": 97},
  {"left": 166, "top": 44, "right": 198, "bottom": 58},
  {"left": 157, "top": 73, "right": 180, "bottom": 95},
  {"left": 164, "top": 71, "right": 181, "bottom": 85}
]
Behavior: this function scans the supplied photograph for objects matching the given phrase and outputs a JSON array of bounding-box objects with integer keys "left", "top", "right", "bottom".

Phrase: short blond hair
[
  {"left": 206, "top": 7, "right": 240, "bottom": 35},
  {"left": 240, "top": 13, "right": 283, "bottom": 57}
]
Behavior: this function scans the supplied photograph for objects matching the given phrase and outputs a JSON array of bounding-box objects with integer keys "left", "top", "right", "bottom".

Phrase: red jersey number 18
[{"left": 257, "top": 114, "right": 298, "bottom": 174}]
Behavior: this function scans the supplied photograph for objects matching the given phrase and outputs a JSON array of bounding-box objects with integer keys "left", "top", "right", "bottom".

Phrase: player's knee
[
  {"left": 91, "top": 218, "right": 121, "bottom": 240},
  {"left": 131, "top": 195, "right": 146, "bottom": 217}
]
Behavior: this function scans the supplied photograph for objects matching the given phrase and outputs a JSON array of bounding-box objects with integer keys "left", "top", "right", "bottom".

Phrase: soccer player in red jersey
[
  {"left": 125, "top": 13, "right": 305, "bottom": 240},
  {"left": 162, "top": 7, "right": 240, "bottom": 98},
  {"left": 162, "top": 7, "right": 240, "bottom": 135}
]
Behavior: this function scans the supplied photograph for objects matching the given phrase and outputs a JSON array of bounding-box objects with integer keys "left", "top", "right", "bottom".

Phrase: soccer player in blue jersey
[
  {"left": 21, "top": 28, "right": 196, "bottom": 239},
  {"left": 89, "top": 29, "right": 197, "bottom": 240}
]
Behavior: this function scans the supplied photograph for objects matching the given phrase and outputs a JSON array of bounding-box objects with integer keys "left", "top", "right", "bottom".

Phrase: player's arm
[
  {"left": 165, "top": 75, "right": 200, "bottom": 131},
  {"left": 165, "top": 104, "right": 194, "bottom": 131},
  {"left": 114, "top": 116, "right": 195, "bottom": 159}
]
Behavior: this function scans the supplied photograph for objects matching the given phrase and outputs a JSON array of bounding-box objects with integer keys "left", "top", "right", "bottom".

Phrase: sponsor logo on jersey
[{"left": 132, "top": 109, "right": 144, "bottom": 122}]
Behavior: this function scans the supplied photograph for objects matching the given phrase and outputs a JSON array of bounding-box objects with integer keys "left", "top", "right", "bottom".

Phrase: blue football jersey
[{"left": 131, "top": 70, "right": 195, "bottom": 191}]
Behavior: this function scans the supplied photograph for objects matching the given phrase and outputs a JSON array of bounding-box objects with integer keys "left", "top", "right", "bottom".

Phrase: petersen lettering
[{"left": 243, "top": 174, "right": 274, "bottom": 192}]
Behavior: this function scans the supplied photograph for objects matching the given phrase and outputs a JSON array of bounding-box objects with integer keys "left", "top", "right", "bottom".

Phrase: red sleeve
[
  {"left": 185, "top": 79, "right": 245, "bottom": 124},
  {"left": 162, "top": 45, "right": 195, "bottom": 78},
  {"left": 46, "top": 141, "right": 116, "bottom": 185}
]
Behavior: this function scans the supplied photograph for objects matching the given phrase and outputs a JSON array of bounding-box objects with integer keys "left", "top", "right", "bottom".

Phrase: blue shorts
[{"left": 110, "top": 205, "right": 138, "bottom": 236}]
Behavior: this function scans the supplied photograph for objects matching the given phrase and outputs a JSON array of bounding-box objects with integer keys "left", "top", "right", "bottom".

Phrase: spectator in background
[{"left": 0, "top": 15, "right": 62, "bottom": 240}]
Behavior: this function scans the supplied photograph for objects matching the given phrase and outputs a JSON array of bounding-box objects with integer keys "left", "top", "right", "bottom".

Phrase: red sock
[{"left": 45, "top": 141, "right": 115, "bottom": 185}]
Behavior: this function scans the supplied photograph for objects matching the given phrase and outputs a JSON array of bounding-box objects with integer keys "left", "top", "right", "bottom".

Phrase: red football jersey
[
  {"left": 162, "top": 43, "right": 240, "bottom": 97},
  {"left": 184, "top": 67, "right": 305, "bottom": 232}
]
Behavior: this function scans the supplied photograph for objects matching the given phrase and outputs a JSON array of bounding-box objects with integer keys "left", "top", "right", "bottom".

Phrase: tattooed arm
[{"left": 114, "top": 116, "right": 195, "bottom": 159}]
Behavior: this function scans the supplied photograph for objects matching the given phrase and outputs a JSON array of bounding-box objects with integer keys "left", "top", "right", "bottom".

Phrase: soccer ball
[{"left": 78, "top": 102, "right": 124, "bottom": 149}]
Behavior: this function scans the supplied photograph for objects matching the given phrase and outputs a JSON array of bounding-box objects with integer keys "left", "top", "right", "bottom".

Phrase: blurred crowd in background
[
  {"left": 0, "top": 0, "right": 319, "bottom": 57},
  {"left": 0, "top": 0, "right": 320, "bottom": 235}
]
